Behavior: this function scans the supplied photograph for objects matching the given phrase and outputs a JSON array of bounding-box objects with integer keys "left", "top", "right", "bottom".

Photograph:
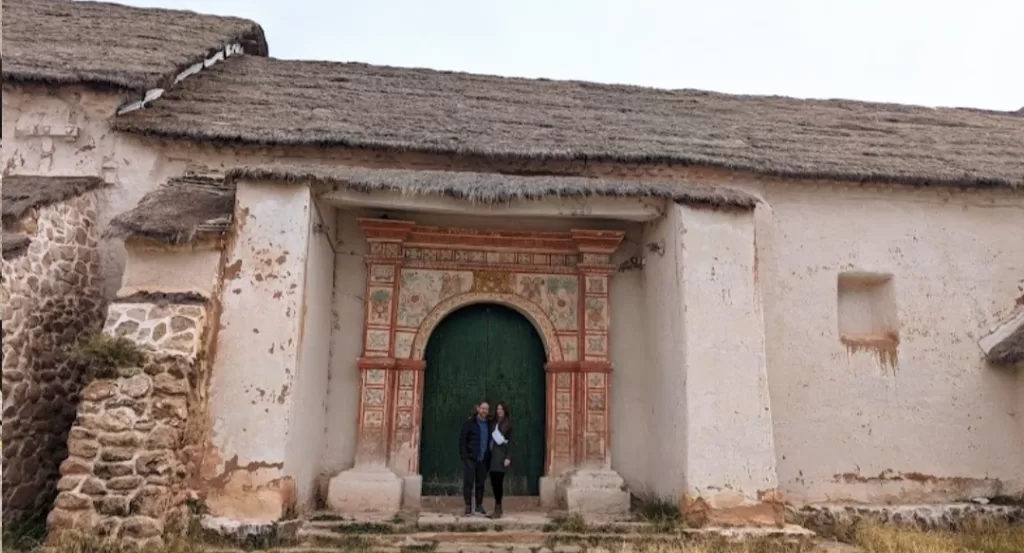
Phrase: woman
[{"left": 489, "top": 401, "right": 512, "bottom": 518}]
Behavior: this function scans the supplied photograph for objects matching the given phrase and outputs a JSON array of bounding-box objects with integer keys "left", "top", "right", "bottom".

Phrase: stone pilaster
[{"left": 546, "top": 231, "right": 629, "bottom": 515}]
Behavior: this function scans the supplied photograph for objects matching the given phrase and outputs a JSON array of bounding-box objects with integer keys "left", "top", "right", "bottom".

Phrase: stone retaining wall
[
  {"left": 1, "top": 193, "right": 105, "bottom": 525},
  {"left": 47, "top": 301, "right": 208, "bottom": 547}
]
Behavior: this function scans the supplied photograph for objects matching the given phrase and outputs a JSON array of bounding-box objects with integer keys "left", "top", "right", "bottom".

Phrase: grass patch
[
  {"left": 634, "top": 494, "right": 682, "bottom": 533},
  {"left": 544, "top": 512, "right": 588, "bottom": 533},
  {"left": 851, "top": 520, "right": 1024, "bottom": 553},
  {"left": 67, "top": 332, "right": 145, "bottom": 380},
  {"left": 329, "top": 522, "right": 395, "bottom": 534},
  {"left": 2, "top": 515, "right": 48, "bottom": 552}
]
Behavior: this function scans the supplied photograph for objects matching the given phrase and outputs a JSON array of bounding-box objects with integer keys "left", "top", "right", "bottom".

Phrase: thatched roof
[
  {"left": 987, "top": 322, "right": 1024, "bottom": 366},
  {"left": 115, "top": 56, "right": 1024, "bottom": 189},
  {"left": 2, "top": 0, "right": 268, "bottom": 92},
  {"left": 2, "top": 233, "right": 31, "bottom": 261},
  {"left": 228, "top": 164, "right": 759, "bottom": 208},
  {"left": 105, "top": 176, "right": 235, "bottom": 245},
  {"left": 2, "top": 175, "right": 107, "bottom": 225}
]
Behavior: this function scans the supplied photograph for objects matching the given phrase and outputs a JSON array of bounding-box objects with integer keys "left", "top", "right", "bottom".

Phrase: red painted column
[
  {"left": 570, "top": 230, "right": 623, "bottom": 470},
  {"left": 354, "top": 218, "right": 415, "bottom": 466}
]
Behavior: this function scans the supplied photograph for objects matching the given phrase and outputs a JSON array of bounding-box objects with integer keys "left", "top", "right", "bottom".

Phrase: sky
[{"left": 108, "top": 0, "right": 1022, "bottom": 111}]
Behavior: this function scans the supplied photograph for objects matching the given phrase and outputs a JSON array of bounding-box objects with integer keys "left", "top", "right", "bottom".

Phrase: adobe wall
[
  {"left": 754, "top": 181, "right": 1024, "bottom": 504},
  {"left": 1, "top": 192, "right": 106, "bottom": 525}
]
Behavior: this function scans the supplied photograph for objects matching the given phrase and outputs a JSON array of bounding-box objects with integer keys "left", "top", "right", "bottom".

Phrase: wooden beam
[{"left": 319, "top": 188, "right": 665, "bottom": 221}]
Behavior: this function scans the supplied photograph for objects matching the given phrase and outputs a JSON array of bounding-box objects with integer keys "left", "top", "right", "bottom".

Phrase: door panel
[{"left": 420, "top": 304, "right": 547, "bottom": 496}]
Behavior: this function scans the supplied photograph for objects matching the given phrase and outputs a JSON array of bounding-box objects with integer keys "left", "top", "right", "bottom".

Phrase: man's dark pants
[{"left": 462, "top": 458, "right": 487, "bottom": 508}]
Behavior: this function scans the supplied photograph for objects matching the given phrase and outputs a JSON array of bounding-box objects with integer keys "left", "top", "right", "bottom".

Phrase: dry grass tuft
[
  {"left": 851, "top": 521, "right": 1024, "bottom": 553},
  {"left": 67, "top": 332, "right": 146, "bottom": 380}
]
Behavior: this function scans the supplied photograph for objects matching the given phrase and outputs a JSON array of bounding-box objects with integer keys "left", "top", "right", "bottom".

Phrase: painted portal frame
[{"left": 354, "top": 219, "right": 623, "bottom": 479}]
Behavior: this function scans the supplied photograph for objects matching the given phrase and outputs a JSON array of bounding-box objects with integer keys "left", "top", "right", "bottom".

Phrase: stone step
[{"left": 297, "top": 525, "right": 814, "bottom": 548}]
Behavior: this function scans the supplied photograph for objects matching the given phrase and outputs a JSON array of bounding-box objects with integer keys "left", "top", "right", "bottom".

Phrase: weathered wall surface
[
  {"left": 606, "top": 226, "right": 648, "bottom": 496},
  {"left": 2, "top": 86, "right": 147, "bottom": 298},
  {"left": 756, "top": 183, "right": 1024, "bottom": 504},
  {"left": 676, "top": 203, "right": 778, "bottom": 521},
  {"left": 118, "top": 246, "right": 223, "bottom": 299},
  {"left": 202, "top": 181, "right": 316, "bottom": 522},
  {"left": 47, "top": 301, "right": 207, "bottom": 546},
  {"left": 1, "top": 192, "right": 106, "bottom": 524},
  {"left": 284, "top": 201, "right": 336, "bottom": 511},
  {"left": 635, "top": 206, "right": 687, "bottom": 500}
]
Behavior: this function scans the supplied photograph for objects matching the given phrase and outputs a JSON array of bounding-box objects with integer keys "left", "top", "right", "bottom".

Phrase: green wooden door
[{"left": 420, "top": 303, "right": 547, "bottom": 496}]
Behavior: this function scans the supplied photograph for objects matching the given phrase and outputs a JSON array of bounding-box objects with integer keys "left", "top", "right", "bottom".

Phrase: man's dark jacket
[{"left": 459, "top": 416, "right": 491, "bottom": 461}]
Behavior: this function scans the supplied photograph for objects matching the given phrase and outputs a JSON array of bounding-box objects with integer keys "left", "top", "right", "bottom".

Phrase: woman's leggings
[{"left": 490, "top": 472, "right": 505, "bottom": 504}]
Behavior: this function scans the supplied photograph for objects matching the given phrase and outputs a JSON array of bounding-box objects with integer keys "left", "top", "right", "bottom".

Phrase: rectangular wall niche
[{"left": 837, "top": 272, "right": 900, "bottom": 365}]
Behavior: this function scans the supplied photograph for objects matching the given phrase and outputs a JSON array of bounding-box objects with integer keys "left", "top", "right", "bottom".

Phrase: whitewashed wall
[
  {"left": 284, "top": 199, "right": 336, "bottom": 512},
  {"left": 755, "top": 183, "right": 1024, "bottom": 504}
]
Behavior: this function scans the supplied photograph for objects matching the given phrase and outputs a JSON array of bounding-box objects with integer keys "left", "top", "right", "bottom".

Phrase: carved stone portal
[{"left": 330, "top": 219, "right": 626, "bottom": 512}]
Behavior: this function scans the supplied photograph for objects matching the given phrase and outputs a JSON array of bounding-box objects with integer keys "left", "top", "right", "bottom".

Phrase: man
[{"left": 459, "top": 401, "right": 490, "bottom": 516}]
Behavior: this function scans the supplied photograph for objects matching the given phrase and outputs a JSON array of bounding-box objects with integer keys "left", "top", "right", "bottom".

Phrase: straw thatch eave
[
  {"left": 105, "top": 176, "right": 235, "bottom": 246},
  {"left": 2, "top": 176, "right": 108, "bottom": 226},
  {"left": 115, "top": 56, "right": 1024, "bottom": 190},
  {"left": 226, "top": 164, "right": 760, "bottom": 209},
  {"left": 2, "top": 0, "right": 268, "bottom": 93}
]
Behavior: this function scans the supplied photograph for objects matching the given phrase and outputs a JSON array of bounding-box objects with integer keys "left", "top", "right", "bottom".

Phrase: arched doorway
[{"left": 419, "top": 303, "right": 547, "bottom": 496}]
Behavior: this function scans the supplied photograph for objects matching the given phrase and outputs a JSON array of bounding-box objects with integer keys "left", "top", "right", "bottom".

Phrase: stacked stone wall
[
  {"left": 47, "top": 301, "right": 207, "bottom": 547},
  {"left": 1, "top": 193, "right": 105, "bottom": 525}
]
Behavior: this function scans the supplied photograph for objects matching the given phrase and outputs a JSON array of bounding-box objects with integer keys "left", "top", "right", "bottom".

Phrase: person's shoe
[
  {"left": 491, "top": 505, "right": 503, "bottom": 519},
  {"left": 475, "top": 506, "right": 487, "bottom": 517},
  {"left": 464, "top": 505, "right": 472, "bottom": 517}
]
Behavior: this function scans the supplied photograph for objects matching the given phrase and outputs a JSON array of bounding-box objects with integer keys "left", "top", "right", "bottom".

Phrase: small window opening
[{"left": 837, "top": 272, "right": 899, "bottom": 367}]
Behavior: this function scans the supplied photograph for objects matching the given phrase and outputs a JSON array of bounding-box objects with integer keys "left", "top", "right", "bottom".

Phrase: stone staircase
[{"left": 207, "top": 505, "right": 815, "bottom": 553}]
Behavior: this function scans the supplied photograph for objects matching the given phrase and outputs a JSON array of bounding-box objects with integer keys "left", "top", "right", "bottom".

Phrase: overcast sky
[{"left": 109, "top": 0, "right": 1022, "bottom": 111}]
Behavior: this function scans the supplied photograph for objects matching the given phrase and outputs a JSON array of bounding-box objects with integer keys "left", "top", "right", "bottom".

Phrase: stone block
[
  {"left": 539, "top": 476, "right": 559, "bottom": 510},
  {"left": 327, "top": 467, "right": 404, "bottom": 515},
  {"left": 403, "top": 474, "right": 422, "bottom": 511},
  {"left": 557, "top": 469, "right": 630, "bottom": 516}
]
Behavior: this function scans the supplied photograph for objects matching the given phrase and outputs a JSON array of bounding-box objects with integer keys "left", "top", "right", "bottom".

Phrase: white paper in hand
[{"left": 491, "top": 428, "right": 506, "bottom": 446}]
